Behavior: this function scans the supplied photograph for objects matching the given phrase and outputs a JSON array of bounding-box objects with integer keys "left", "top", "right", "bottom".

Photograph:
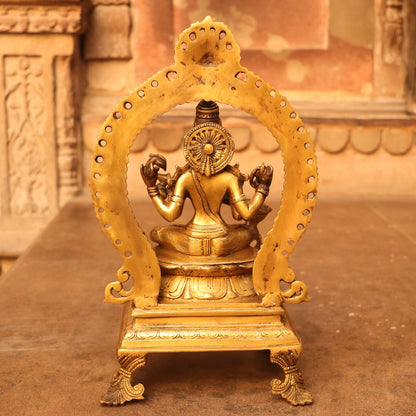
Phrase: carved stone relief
[
  {"left": 54, "top": 55, "right": 81, "bottom": 207},
  {"left": 3, "top": 52, "right": 82, "bottom": 217},
  {"left": 383, "top": 0, "right": 404, "bottom": 65},
  {"left": 0, "top": 5, "right": 83, "bottom": 34},
  {"left": 5, "top": 55, "right": 49, "bottom": 216},
  {"left": 0, "top": 0, "right": 85, "bottom": 222},
  {"left": 0, "top": 1, "right": 84, "bottom": 260}
]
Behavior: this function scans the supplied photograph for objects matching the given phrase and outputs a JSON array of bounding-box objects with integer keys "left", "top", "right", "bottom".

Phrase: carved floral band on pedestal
[
  {"left": 127, "top": 324, "right": 291, "bottom": 341},
  {"left": 101, "top": 353, "right": 146, "bottom": 406},
  {"left": 160, "top": 273, "right": 257, "bottom": 300},
  {"left": 270, "top": 350, "right": 313, "bottom": 406}
]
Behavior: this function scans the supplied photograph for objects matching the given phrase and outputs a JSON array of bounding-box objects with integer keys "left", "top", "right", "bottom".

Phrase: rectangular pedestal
[{"left": 118, "top": 301, "right": 302, "bottom": 354}]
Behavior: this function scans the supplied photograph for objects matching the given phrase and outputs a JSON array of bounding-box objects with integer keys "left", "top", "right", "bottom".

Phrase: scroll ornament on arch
[{"left": 90, "top": 16, "right": 318, "bottom": 307}]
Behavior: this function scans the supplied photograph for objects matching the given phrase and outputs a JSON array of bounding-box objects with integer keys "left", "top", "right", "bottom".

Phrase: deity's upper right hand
[
  {"left": 249, "top": 163, "right": 273, "bottom": 189},
  {"left": 140, "top": 153, "right": 167, "bottom": 187},
  {"left": 140, "top": 162, "right": 159, "bottom": 187},
  {"left": 257, "top": 164, "right": 273, "bottom": 187}
]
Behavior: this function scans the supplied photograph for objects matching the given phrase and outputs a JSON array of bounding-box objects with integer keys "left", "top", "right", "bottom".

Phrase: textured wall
[
  {"left": 82, "top": 0, "right": 416, "bottom": 198},
  {"left": 0, "top": 0, "right": 85, "bottom": 270}
]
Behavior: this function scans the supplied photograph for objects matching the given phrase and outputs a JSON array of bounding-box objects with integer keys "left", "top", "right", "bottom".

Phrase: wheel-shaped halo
[{"left": 184, "top": 122, "right": 234, "bottom": 176}]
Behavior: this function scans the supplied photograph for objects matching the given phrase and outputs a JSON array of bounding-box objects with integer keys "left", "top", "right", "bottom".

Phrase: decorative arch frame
[{"left": 90, "top": 17, "right": 318, "bottom": 307}]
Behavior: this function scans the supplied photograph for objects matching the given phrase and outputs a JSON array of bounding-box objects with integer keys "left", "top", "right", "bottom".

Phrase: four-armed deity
[{"left": 141, "top": 100, "right": 273, "bottom": 259}]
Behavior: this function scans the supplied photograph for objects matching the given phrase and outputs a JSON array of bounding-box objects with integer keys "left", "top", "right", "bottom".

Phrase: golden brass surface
[
  {"left": 123, "top": 301, "right": 297, "bottom": 352},
  {"left": 157, "top": 247, "right": 258, "bottom": 301},
  {"left": 184, "top": 122, "right": 235, "bottom": 176},
  {"left": 90, "top": 16, "right": 317, "bottom": 407},
  {"left": 100, "top": 352, "right": 146, "bottom": 406},
  {"left": 144, "top": 117, "right": 269, "bottom": 260},
  {"left": 90, "top": 16, "right": 317, "bottom": 307},
  {"left": 270, "top": 350, "right": 313, "bottom": 406}
]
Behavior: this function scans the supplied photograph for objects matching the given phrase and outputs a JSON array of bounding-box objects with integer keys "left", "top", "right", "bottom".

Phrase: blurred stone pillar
[
  {"left": 405, "top": 0, "right": 416, "bottom": 114},
  {"left": 0, "top": 0, "right": 86, "bottom": 263},
  {"left": 84, "top": 0, "right": 132, "bottom": 60}
]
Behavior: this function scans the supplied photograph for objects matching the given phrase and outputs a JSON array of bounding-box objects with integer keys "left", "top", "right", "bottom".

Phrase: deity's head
[{"left": 184, "top": 100, "right": 234, "bottom": 176}]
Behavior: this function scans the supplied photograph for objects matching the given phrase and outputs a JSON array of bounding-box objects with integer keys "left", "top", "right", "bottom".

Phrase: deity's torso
[{"left": 179, "top": 170, "right": 239, "bottom": 237}]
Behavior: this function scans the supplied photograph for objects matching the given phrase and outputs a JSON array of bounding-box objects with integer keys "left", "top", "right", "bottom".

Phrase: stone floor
[{"left": 0, "top": 196, "right": 415, "bottom": 415}]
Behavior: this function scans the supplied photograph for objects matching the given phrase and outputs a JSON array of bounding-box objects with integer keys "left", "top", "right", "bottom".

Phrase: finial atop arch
[{"left": 174, "top": 16, "right": 241, "bottom": 67}]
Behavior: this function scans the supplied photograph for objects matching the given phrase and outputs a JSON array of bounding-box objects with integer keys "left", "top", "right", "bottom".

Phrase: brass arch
[{"left": 90, "top": 17, "right": 318, "bottom": 307}]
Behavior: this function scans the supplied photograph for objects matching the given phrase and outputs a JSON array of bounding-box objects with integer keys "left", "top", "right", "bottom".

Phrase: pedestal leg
[
  {"left": 101, "top": 352, "right": 147, "bottom": 406},
  {"left": 270, "top": 350, "right": 313, "bottom": 406}
]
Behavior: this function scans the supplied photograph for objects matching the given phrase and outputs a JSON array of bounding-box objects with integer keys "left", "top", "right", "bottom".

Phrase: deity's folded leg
[
  {"left": 210, "top": 224, "right": 259, "bottom": 255},
  {"left": 151, "top": 225, "right": 206, "bottom": 255},
  {"left": 151, "top": 224, "right": 259, "bottom": 256}
]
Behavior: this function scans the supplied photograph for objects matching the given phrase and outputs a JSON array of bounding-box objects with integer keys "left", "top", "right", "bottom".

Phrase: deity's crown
[{"left": 194, "top": 100, "right": 222, "bottom": 126}]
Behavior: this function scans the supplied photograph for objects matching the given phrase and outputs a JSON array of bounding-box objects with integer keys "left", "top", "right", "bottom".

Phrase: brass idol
[{"left": 91, "top": 17, "right": 317, "bottom": 407}]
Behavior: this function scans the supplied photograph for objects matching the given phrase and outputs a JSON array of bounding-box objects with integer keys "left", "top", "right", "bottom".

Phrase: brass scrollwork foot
[
  {"left": 101, "top": 353, "right": 147, "bottom": 406},
  {"left": 270, "top": 350, "right": 313, "bottom": 406}
]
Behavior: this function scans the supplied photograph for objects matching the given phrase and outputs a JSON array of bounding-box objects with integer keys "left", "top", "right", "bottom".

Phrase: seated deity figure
[{"left": 140, "top": 100, "right": 273, "bottom": 258}]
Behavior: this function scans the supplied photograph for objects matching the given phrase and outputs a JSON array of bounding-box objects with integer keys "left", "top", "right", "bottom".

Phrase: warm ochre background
[{"left": 0, "top": 0, "right": 415, "bottom": 273}]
